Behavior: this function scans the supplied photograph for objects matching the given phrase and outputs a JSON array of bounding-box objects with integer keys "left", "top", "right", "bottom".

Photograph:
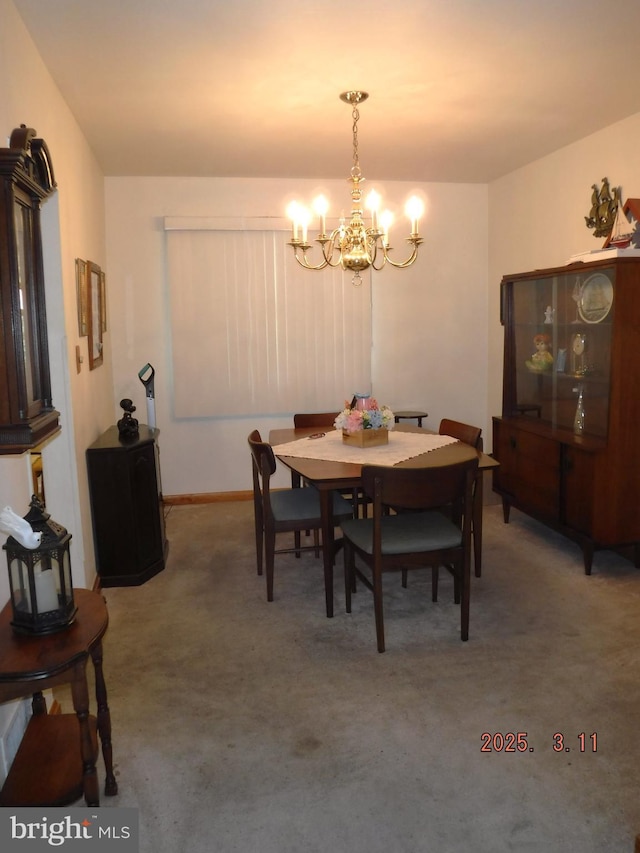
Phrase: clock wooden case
[
  {"left": 0, "top": 126, "right": 60, "bottom": 453},
  {"left": 493, "top": 256, "right": 640, "bottom": 574}
]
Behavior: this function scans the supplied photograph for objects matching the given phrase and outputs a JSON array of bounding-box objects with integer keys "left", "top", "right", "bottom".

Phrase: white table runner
[{"left": 273, "top": 429, "right": 459, "bottom": 466}]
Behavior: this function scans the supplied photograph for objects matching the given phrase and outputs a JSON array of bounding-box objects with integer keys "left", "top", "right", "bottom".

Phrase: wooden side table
[
  {"left": 0, "top": 588, "right": 117, "bottom": 807},
  {"left": 394, "top": 410, "right": 428, "bottom": 427}
]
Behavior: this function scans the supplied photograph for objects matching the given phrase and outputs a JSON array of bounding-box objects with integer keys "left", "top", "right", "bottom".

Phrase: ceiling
[{"left": 13, "top": 0, "right": 640, "bottom": 183}]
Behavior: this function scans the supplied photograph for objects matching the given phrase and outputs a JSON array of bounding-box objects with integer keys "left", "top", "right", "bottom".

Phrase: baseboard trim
[{"left": 164, "top": 490, "right": 252, "bottom": 505}]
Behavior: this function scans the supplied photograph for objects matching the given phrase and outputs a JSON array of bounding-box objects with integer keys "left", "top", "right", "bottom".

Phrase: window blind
[{"left": 165, "top": 223, "right": 372, "bottom": 417}]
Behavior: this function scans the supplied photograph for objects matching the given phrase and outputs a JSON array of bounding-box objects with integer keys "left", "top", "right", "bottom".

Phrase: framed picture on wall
[
  {"left": 75, "top": 258, "right": 88, "bottom": 336},
  {"left": 87, "top": 260, "right": 103, "bottom": 369},
  {"left": 100, "top": 269, "right": 107, "bottom": 332}
]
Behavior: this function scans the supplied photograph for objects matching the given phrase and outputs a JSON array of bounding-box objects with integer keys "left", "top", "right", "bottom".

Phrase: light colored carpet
[{"left": 69, "top": 500, "right": 639, "bottom": 852}]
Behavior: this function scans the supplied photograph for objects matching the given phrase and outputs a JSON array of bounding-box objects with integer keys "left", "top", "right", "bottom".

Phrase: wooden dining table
[{"left": 269, "top": 423, "right": 498, "bottom": 618}]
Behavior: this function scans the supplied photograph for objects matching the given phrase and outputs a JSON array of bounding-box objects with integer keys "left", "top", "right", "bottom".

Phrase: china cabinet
[
  {"left": 493, "top": 255, "right": 640, "bottom": 573},
  {"left": 0, "top": 126, "right": 59, "bottom": 453}
]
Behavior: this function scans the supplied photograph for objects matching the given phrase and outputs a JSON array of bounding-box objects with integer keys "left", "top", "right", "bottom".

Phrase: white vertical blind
[{"left": 165, "top": 223, "right": 372, "bottom": 417}]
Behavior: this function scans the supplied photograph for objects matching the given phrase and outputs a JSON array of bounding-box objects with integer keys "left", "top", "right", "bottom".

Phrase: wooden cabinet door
[
  {"left": 493, "top": 420, "right": 560, "bottom": 522},
  {"left": 562, "top": 445, "right": 595, "bottom": 535},
  {"left": 492, "top": 419, "right": 517, "bottom": 496},
  {"left": 512, "top": 429, "right": 560, "bottom": 522},
  {"left": 130, "top": 441, "right": 164, "bottom": 570}
]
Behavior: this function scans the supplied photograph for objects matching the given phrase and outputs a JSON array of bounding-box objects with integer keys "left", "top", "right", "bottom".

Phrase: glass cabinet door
[
  {"left": 509, "top": 267, "right": 614, "bottom": 438},
  {"left": 0, "top": 126, "right": 59, "bottom": 453},
  {"left": 14, "top": 193, "right": 44, "bottom": 419}
]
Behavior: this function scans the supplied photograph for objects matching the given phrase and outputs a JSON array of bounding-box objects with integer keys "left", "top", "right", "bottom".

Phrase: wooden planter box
[{"left": 342, "top": 428, "right": 389, "bottom": 448}]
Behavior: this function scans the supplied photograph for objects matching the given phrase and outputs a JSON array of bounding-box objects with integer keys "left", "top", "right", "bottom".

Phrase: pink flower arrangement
[{"left": 334, "top": 398, "right": 395, "bottom": 433}]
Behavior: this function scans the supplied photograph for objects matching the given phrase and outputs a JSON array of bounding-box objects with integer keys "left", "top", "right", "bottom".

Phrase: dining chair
[
  {"left": 341, "top": 457, "right": 478, "bottom": 652},
  {"left": 293, "top": 411, "right": 364, "bottom": 519},
  {"left": 293, "top": 412, "right": 340, "bottom": 429},
  {"left": 291, "top": 412, "right": 340, "bottom": 493},
  {"left": 248, "top": 430, "right": 353, "bottom": 603},
  {"left": 438, "top": 418, "right": 483, "bottom": 452},
  {"left": 399, "top": 418, "right": 483, "bottom": 589},
  {"left": 438, "top": 418, "right": 484, "bottom": 580}
]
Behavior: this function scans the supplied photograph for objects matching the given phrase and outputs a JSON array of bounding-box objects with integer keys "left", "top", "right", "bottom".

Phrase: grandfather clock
[{"left": 0, "top": 125, "right": 60, "bottom": 453}]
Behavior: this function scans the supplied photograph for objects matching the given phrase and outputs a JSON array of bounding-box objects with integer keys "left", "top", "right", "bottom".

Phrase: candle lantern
[{"left": 3, "top": 497, "right": 77, "bottom": 635}]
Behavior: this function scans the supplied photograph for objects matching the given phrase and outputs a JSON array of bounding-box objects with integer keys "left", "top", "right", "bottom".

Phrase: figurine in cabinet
[
  {"left": 571, "top": 332, "right": 586, "bottom": 375},
  {"left": 526, "top": 333, "right": 553, "bottom": 372}
]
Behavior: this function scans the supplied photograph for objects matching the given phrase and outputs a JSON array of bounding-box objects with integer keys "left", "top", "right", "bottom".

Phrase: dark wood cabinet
[
  {"left": 493, "top": 255, "right": 640, "bottom": 573},
  {"left": 86, "top": 425, "right": 168, "bottom": 586},
  {"left": 0, "top": 127, "right": 60, "bottom": 452}
]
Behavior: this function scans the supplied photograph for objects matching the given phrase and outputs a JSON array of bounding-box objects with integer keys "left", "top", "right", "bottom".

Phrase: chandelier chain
[{"left": 351, "top": 104, "right": 361, "bottom": 178}]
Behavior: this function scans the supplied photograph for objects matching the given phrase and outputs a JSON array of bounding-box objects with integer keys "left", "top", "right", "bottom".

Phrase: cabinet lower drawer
[{"left": 494, "top": 422, "right": 560, "bottom": 521}]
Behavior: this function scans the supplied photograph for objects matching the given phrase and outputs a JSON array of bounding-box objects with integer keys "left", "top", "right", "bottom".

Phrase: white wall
[
  {"left": 372, "top": 184, "right": 488, "bottom": 433},
  {"left": 0, "top": 0, "right": 115, "bottom": 603},
  {"left": 488, "top": 111, "right": 640, "bottom": 429},
  {"left": 105, "top": 177, "right": 488, "bottom": 495}
]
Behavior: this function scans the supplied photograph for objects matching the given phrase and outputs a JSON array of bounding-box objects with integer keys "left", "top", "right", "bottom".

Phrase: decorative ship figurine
[
  {"left": 585, "top": 177, "right": 621, "bottom": 238},
  {"left": 607, "top": 199, "right": 638, "bottom": 249}
]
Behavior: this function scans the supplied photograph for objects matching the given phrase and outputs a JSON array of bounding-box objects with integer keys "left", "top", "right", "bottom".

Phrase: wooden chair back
[
  {"left": 439, "top": 418, "right": 483, "bottom": 451},
  {"left": 293, "top": 412, "right": 339, "bottom": 428},
  {"left": 361, "top": 458, "right": 478, "bottom": 516},
  {"left": 248, "top": 429, "right": 277, "bottom": 510}
]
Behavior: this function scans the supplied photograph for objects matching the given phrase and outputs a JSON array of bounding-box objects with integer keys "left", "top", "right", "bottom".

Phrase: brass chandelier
[{"left": 287, "top": 91, "right": 424, "bottom": 285}]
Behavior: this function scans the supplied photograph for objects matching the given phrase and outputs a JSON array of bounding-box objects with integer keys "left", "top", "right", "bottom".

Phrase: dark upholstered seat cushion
[
  {"left": 271, "top": 487, "right": 352, "bottom": 524},
  {"left": 341, "top": 511, "right": 461, "bottom": 556}
]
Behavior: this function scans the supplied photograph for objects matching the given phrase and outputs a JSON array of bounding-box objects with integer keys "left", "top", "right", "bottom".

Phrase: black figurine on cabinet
[{"left": 117, "top": 399, "right": 139, "bottom": 439}]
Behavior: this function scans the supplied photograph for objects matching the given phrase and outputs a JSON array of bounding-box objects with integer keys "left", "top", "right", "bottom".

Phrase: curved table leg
[
  {"left": 70, "top": 660, "right": 99, "bottom": 807},
  {"left": 91, "top": 639, "right": 118, "bottom": 796}
]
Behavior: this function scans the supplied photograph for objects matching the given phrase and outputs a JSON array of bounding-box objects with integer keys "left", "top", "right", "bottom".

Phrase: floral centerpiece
[{"left": 334, "top": 397, "right": 394, "bottom": 447}]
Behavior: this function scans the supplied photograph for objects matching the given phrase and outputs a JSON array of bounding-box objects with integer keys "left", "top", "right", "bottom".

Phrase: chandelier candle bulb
[
  {"left": 366, "top": 190, "right": 380, "bottom": 231},
  {"left": 300, "top": 207, "right": 310, "bottom": 243},
  {"left": 287, "top": 201, "right": 300, "bottom": 241},
  {"left": 406, "top": 196, "right": 424, "bottom": 236},
  {"left": 380, "top": 210, "right": 393, "bottom": 247},
  {"left": 314, "top": 195, "right": 329, "bottom": 236}
]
